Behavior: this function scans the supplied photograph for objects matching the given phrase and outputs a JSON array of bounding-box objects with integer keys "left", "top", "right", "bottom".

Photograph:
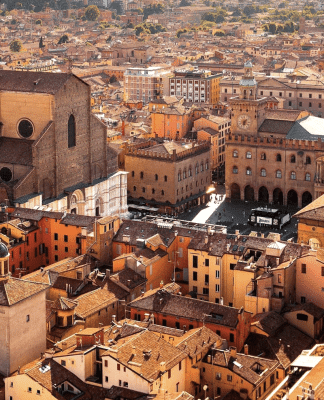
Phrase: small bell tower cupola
[
  {"left": 239, "top": 61, "right": 257, "bottom": 100},
  {"left": 0, "top": 242, "right": 10, "bottom": 279}
]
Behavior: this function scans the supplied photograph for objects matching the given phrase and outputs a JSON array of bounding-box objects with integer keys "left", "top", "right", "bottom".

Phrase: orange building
[
  {"left": 128, "top": 286, "right": 252, "bottom": 351},
  {"left": 0, "top": 208, "right": 118, "bottom": 277}
]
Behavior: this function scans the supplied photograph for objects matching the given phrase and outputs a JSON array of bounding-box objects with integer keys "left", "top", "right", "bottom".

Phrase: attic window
[
  {"left": 210, "top": 313, "right": 223, "bottom": 321},
  {"left": 251, "top": 362, "right": 263, "bottom": 374}
]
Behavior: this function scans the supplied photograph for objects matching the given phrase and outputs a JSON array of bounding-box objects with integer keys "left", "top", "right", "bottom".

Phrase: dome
[
  {"left": 244, "top": 61, "right": 253, "bottom": 68},
  {"left": 0, "top": 242, "right": 9, "bottom": 259}
]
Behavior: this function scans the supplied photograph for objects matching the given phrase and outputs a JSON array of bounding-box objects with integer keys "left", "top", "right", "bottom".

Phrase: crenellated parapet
[{"left": 226, "top": 133, "right": 324, "bottom": 151}]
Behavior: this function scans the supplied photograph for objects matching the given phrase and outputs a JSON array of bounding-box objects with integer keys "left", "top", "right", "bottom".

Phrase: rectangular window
[
  {"left": 203, "top": 288, "right": 209, "bottom": 295},
  {"left": 215, "top": 284, "right": 220, "bottom": 292},
  {"left": 65, "top": 247, "right": 68, "bottom": 253},
  {"left": 321, "top": 267, "right": 324, "bottom": 276},
  {"left": 163, "top": 319, "right": 167, "bottom": 326},
  {"left": 28, "top": 387, "right": 32, "bottom": 393},
  {"left": 54, "top": 233, "right": 58, "bottom": 240},
  {"left": 205, "top": 258, "right": 209, "bottom": 267},
  {"left": 123, "top": 382, "right": 128, "bottom": 387},
  {"left": 61, "top": 360, "right": 66, "bottom": 366},
  {"left": 227, "top": 375, "right": 232, "bottom": 382},
  {"left": 193, "top": 255, "right": 198, "bottom": 268},
  {"left": 34, "top": 233, "right": 37, "bottom": 242},
  {"left": 104, "top": 360, "right": 108, "bottom": 367},
  {"left": 230, "top": 264, "right": 235, "bottom": 270},
  {"left": 216, "top": 270, "right": 220, "bottom": 279},
  {"left": 301, "top": 264, "right": 306, "bottom": 274},
  {"left": 105, "top": 376, "right": 108, "bottom": 382},
  {"left": 179, "top": 361, "right": 182, "bottom": 370},
  {"left": 301, "top": 296, "right": 306, "bottom": 303},
  {"left": 230, "top": 333, "right": 234, "bottom": 342},
  {"left": 193, "top": 271, "right": 197, "bottom": 281},
  {"left": 270, "top": 374, "right": 275, "bottom": 386},
  {"left": 168, "top": 370, "right": 171, "bottom": 379},
  {"left": 289, "top": 101, "right": 292, "bottom": 106},
  {"left": 299, "top": 102, "right": 302, "bottom": 107},
  {"left": 117, "top": 363, "right": 120, "bottom": 371},
  {"left": 37, "top": 390, "right": 41, "bottom": 395},
  {"left": 205, "top": 274, "right": 209, "bottom": 284},
  {"left": 64, "top": 235, "right": 68, "bottom": 242},
  {"left": 278, "top": 274, "right": 282, "bottom": 283}
]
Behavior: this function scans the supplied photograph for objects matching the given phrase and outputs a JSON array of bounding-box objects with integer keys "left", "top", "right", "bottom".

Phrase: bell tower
[{"left": 229, "top": 61, "right": 268, "bottom": 135}]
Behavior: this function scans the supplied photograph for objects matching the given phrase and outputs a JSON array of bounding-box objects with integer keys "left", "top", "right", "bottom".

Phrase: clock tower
[{"left": 230, "top": 61, "right": 267, "bottom": 135}]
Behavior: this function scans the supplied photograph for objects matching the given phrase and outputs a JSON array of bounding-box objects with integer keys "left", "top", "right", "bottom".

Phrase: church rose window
[
  {"left": 0, "top": 167, "right": 12, "bottom": 182},
  {"left": 18, "top": 119, "right": 33, "bottom": 138}
]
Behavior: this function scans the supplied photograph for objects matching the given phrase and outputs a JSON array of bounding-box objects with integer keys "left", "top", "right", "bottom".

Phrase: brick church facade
[
  {"left": 0, "top": 71, "right": 127, "bottom": 217},
  {"left": 226, "top": 62, "right": 324, "bottom": 209}
]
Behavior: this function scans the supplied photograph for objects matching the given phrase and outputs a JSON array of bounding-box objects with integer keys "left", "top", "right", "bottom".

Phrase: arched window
[
  {"left": 201, "top": 163, "right": 204, "bottom": 172},
  {"left": 233, "top": 150, "right": 238, "bottom": 158},
  {"left": 246, "top": 151, "right": 252, "bottom": 159},
  {"left": 233, "top": 166, "right": 238, "bottom": 174},
  {"left": 205, "top": 160, "right": 209, "bottom": 170},
  {"left": 276, "top": 154, "right": 281, "bottom": 162},
  {"left": 290, "top": 171, "right": 296, "bottom": 180},
  {"left": 183, "top": 169, "right": 187, "bottom": 179},
  {"left": 290, "top": 155, "right": 296, "bottom": 163},
  {"left": 195, "top": 163, "right": 199, "bottom": 174},
  {"left": 246, "top": 167, "right": 252, "bottom": 176},
  {"left": 276, "top": 170, "right": 282, "bottom": 178},
  {"left": 306, "top": 156, "right": 311, "bottom": 165},
  {"left": 178, "top": 170, "right": 182, "bottom": 181},
  {"left": 68, "top": 114, "right": 76, "bottom": 148},
  {"left": 261, "top": 153, "right": 266, "bottom": 160},
  {"left": 188, "top": 166, "right": 192, "bottom": 177},
  {"left": 155, "top": 174, "right": 158, "bottom": 181},
  {"left": 305, "top": 173, "right": 311, "bottom": 181},
  {"left": 261, "top": 168, "right": 266, "bottom": 177},
  {"left": 140, "top": 171, "right": 144, "bottom": 179}
]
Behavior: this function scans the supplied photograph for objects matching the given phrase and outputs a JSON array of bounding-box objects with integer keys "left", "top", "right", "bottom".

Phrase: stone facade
[
  {"left": 0, "top": 71, "right": 127, "bottom": 217},
  {"left": 125, "top": 139, "right": 212, "bottom": 213},
  {"left": 225, "top": 63, "right": 324, "bottom": 209}
]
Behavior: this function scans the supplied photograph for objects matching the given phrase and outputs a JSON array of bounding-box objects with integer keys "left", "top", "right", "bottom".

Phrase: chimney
[
  {"left": 276, "top": 257, "right": 279, "bottom": 266},
  {"left": 205, "top": 236, "right": 208, "bottom": 244},
  {"left": 160, "top": 361, "right": 166, "bottom": 373},
  {"left": 106, "top": 269, "right": 110, "bottom": 278},
  {"left": 235, "top": 230, "right": 239, "bottom": 236},
  {"left": 261, "top": 233, "right": 264, "bottom": 238},
  {"left": 226, "top": 244, "right": 230, "bottom": 252},
  {"left": 207, "top": 354, "right": 212, "bottom": 363},
  {"left": 289, "top": 256, "right": 293, "bottom": 263},
  {"left": 132, "top": 346, "right": 136, "bottom": 356},
  {"left": 127, "top": 279, "right": 131, "bottom": 287},
  {"left": 244, "top": 344, "right": 249, "bottom": 355},
  {"left": 144, "top": 313, "right": 150, "bottom": 320},
  {"left": 62, "top": 342, "right": 67, "bottom": 351},
  {"left": 160, "top": 280, "right": 164, "bottom": 288},
  {"left": 112, "top": 315, "right": 116, "bottom": 323},
  {"left": 229, "top": 346, "right": 237, "bottom": 359},
  {"left": 149, "top": 313, "right": 154, "bottom": 324},
  {"left": 220, "top": 297, "right": 224, "bottom": 305}
]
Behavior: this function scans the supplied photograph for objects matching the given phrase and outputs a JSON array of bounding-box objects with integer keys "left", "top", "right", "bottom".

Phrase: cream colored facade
[{"left": 0, "top": 289, "right": 47, "bottom": 376}]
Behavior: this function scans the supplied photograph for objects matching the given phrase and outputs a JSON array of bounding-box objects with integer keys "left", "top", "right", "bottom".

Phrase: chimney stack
[
  {"left": 112, "top": 315, "right": 116, "bottom": 323},
  {"left": 106, "top": 269, "right": 110, "bottom": 278},
  {"left": 244, "top": 344, "right": 249, "bottom": 355},
  {"left": 229, "top": 346, "right": 237, "bottom": 359}
]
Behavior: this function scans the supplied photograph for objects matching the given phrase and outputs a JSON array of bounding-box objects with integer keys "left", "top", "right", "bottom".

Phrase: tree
[
  {"left": 179, "top": 0, "right": 191, "bottom": 6},
  {"left": 39, "top": 36, "right": 45, "bottom": 48},
  {"left": 58, "top": 34, "right": 69, "bottom": 44},
  {"left": 10, "top": 39, "right": 22, "bottom": 52},
  {"left": 84, "top": 5, "right": 100, "bottom": 21},
  {"left": 110, "top": 1, "right": 122, "bottom": 15}
]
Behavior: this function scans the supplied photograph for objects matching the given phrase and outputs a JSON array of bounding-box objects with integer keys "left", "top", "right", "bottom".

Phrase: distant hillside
[{"left": 3, "top": 0, "right": 84, "bottom": 12}]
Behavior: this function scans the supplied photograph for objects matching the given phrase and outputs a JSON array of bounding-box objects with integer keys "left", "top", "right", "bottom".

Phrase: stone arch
[
  {"left": 302, "top": 191, "right": 312, "bottom": 208},
  {"left": 287, "top": 189, "right": 298, "bottom": 207},
  {"left": 244, "top": 185, "right": 254, "bottom": 201},
  {"left": 273, "top": 188, "right": 283, "bottom": 205},
  {"left": 231, "top": 183, "right": 240, "bottom": 200},
  {"left": 70, "top": 189, "right": 84, "bottom": 214},
  {"left": 95, "top": 197, "right": 104, "bottom": 216},
  {"left": 41, "top": 178, "right": 53, "bottom": 200},
  {"left": 68, "top": 114, "right": 76, "bottom": 148},
  {"left": 258, "top": 186, "right": 269, "bottom": 203}
]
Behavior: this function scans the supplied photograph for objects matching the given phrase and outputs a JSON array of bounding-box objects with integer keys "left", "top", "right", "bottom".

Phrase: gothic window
[
  {"left": 276, "top": 154, "right": 281, "bottom": 162},
  {"left": 290, "top": 171, "right": 296, "bottom": 180},
  {"left": 290, "top": 155, "right": 296, "bottom": 163},
  {"left": 306, "top": 156, "right": 311, "bottom": 165},
  {"left": 261, "top": 153, "right": 266, "bottom": 160},
  {"left": 178, "top": 170, "right": 182, "bottom": 181},
  {"left": 183, "top": 169, "right": 187, "bottom": 179},
  {"left": 246, "top": 151, "right": 252, "bottom": 159},
  {"left": 305, "top": 173, "right": 311, "bottom": 181},
  {"left": 246, "top": 167, "right": 252, "bottom": 176},
  {"left": 188, "top": 166, "right": 192, "bottom": 177},
  {"left": 276, "top": 170, "right": 282, "bottom": 178},
  {"left": 233, "top": 150, "right": 238, "bottom": 158},
  {"left": 68, "top": 114, "right": 76, "bottom": 148},
  {"left": 261, "top": 168, "right": 266, "bottom": 177},
  {"left": 205, "top": 160, "right": 209, "bottom": 170},
  {"left": 195, "top": 163, "right": 199, "bottom": 174},
  {"left": 233, "top": 166, "right": 238, "bottom": 174}
]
